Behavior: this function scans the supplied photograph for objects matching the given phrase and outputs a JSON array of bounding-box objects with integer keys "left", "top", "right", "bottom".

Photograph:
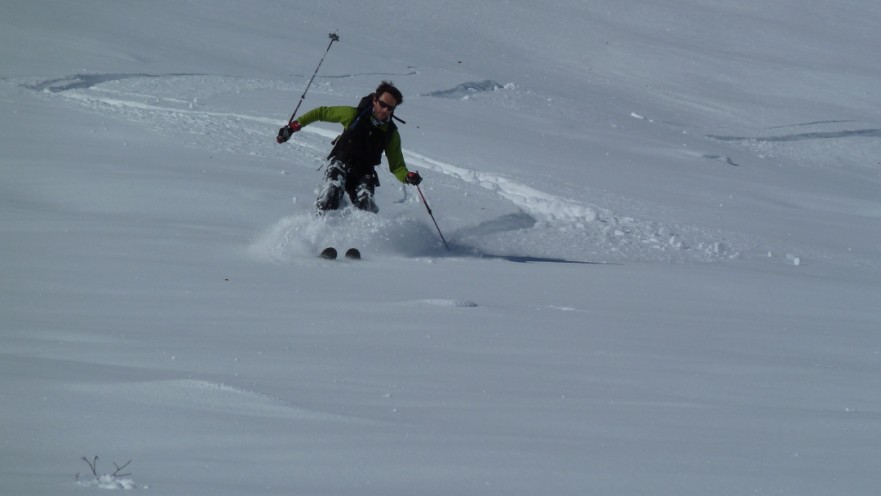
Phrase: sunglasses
[{"left": 375, "top": 98, "right": 396, "bottom": 111}]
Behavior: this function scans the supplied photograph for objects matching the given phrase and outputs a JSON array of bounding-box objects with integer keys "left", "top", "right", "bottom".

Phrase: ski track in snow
[
  {"left": 416, "top": 298, "right": 480, "bottom": 308},
  {"left": 403, "top": 149, "right": 601, "bottom": 225},
  {"left": 20, "top": 73, "right": 797, "bottom": 264},
  {"left": 70, "top": 378, "right": 361, "bottom": 423}
]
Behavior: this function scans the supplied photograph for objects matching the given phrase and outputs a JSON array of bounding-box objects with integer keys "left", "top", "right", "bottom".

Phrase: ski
[{"left": 319, "top": 247, "right": 361, "bottom": 260}]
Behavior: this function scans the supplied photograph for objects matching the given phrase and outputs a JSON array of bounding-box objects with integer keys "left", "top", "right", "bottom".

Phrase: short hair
[{"left": 375, "top": 81, "right": 403, "bottom": 106}]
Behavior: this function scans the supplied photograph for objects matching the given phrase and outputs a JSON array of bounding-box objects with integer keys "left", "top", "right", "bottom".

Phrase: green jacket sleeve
[
  {"left": 296, "top": 106, "right": 359, "bottom": 128},
  {"left": 385, "top": 130, "right": 409, "bottom": 183}
]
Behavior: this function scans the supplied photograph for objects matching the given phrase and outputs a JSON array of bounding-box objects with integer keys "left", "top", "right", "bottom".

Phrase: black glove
[
  {"left": 276, "top": 121, "right": 302, "bottom": 144},
  {"left": 405, "top": 171, "right": 423, "bottom": 185}
]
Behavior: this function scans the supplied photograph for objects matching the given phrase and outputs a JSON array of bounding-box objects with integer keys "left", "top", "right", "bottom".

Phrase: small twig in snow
[
  {"left": 79, "top": 455, "right": 134, "bottom": 481},
  {"left": 113, "top": 460, "right": 133, "bottom": 477},
  {"left": 82, "top": 455, "right": 99, "bottom": 479}
]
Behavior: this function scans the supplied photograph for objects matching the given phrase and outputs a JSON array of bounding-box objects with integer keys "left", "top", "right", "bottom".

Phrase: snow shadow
[
  {"left": 423, "top": 80, "right": 506, "bottom": 99},
  {"left": 708, "top": 129, "right": 881, "bottom": 142},
  {"left": 452, "top": 212, "right": 537, "bottom": 239},
  {"left": 23, "top": 73, "right": 203, "bottom": 93},
  {"left": 468, "top": 252, "right": 606, "bottom": 265}
]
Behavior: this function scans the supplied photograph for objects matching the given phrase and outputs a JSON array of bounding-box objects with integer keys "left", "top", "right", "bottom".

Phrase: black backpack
[{"left": 327, "top": 94, "right": 401, "bottom": 168}]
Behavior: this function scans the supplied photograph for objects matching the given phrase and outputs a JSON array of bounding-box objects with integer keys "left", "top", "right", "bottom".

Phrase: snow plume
[{"left": 251, "top": 209, "right": 444, "bottom": 262}]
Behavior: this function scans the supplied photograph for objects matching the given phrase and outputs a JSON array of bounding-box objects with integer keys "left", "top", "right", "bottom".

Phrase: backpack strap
[{"left": 350, "top": 93, "right": 374, "bottom": 129}]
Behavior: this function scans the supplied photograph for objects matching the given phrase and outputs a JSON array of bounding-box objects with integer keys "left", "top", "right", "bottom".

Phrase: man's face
[{"left": 372, "top": 92, "right": 397, "bottom": 122}]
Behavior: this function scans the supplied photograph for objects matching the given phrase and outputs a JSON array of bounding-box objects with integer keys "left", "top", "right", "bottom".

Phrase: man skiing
[{"left": 276, "top": 81, "right": 422, "bottom": 213}]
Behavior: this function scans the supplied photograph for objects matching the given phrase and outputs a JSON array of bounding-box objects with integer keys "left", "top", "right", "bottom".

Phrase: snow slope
[{"left": 2, "top": 1, "right": 880, "bottom": 495}]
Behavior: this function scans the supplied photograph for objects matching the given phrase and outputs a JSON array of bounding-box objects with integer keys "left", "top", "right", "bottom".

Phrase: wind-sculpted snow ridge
[
  {"left": 70, "top": 379, "right": 351, "bottom": 422},
  {"left": 423, "top": 80, "right": 512, "bottom": 99},
  {"left": 709, "top": 128, "right": 881, "bottom": 143},
  {"left": 405, "top": 150, "right": 601, "bottom": 226},
  {"left": 417, "top": 298, "right": 479, "bottom": 307},
  {"left": 705, "top": 120, "right": 881, "bottom": 172},
  {"left": 26, "top": 73, "right": 766, "bottom": 264},
  {"left": 20, "top": 73, "right": 330, "bottom": 165},
  {"left": 403, "top": 150, "right": 761, "bottom": 263}
]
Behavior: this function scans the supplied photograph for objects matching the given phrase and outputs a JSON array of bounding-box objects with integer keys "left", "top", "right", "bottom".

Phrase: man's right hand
[{"left": 276, "top": 121, "right": 302, "bottom": 143}]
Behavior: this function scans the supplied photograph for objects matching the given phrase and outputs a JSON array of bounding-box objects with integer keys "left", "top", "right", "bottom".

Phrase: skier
[{"left": 276, "top": 81, "right": 422, "bottom": 213}]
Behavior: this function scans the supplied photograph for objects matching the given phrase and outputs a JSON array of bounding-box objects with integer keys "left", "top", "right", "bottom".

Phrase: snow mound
[
  {"left": 404, "top": 151, "right": 759, "bottom": 263},
  {"left": 76, "top": 475, "right": 136, "bottom": 490},
  {"left": 423, "top": 80, "right": 511, "bottom": 99}
]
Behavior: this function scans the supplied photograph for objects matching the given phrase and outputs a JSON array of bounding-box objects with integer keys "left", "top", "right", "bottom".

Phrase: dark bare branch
[
  {"left": 81, "top": 455, "right": 99, "bottom": 479},
  {"left": 113, "top": 460, "right": 133, "bottom": 477}
]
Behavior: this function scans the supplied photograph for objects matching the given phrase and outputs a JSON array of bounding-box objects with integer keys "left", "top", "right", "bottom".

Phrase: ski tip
[{"left": 319, "top": 247, "right": 360, "bottom": 260}]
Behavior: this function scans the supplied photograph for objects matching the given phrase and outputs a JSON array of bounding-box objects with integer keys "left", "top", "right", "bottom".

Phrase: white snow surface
[{"left": 2, "top": 1, "right": 880, "bottom": 495}]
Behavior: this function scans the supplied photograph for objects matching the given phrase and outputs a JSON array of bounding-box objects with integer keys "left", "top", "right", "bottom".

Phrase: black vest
[{"left": 327, "top": 94, "right": 397, "bottom": 173}]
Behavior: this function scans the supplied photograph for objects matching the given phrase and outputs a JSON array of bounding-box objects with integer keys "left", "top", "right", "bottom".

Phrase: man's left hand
[{"left": 405, "top": 171, "right": 423, "bottom": 185}]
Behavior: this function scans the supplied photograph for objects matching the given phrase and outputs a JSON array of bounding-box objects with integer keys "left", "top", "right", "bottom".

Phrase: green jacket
[{"left": 297, "top": 105, "right": 410, "bottom": 183}]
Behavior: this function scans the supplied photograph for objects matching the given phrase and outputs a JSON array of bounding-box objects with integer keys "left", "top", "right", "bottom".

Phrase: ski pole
[
  {"left": 287, "top": 32, "right": 340, "bottom": 123},
  {"left": 416, "top": 185, "right": 450, "bottom": 251}
]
